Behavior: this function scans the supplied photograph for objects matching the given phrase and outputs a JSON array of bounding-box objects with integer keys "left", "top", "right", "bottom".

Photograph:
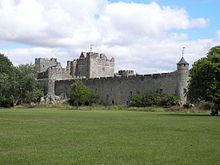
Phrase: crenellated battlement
[
  {"left": 36, "top": 51, "right": 189, "bottom": 106},
  {"left": 80, "top": 52, "right": 115, "bottom": 61},
  {"left": 54, "top": 71, "right": 177, "bottom": 83}
]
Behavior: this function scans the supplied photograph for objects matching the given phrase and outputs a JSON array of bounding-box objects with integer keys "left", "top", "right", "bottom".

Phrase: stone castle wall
[
  {"left": 36, "top": 52, "right": 189, "bottom": 105},
  {"left": 118, "top": 70, "right": 135, "bottom": 77},
  {"left": 37, "top": 68, "right": 72, "bottom": 80},
  {"left": 55, "top": 72, "right": 178, "bottom": 105},
  {"left": 47, "top": 67, "right": 72, "bottom": 80},
  {"left": 37, "top": 78, "right": 49, "bottom": 95}
]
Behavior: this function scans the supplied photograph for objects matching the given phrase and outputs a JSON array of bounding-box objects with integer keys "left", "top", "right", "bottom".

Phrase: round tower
[{"left": 176, "top": 57, "right": 189, "bottom": 106}]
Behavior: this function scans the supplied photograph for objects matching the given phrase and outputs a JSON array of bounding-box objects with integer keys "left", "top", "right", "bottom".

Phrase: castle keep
[
  {"left": 35, "top": 52, "right": 115, "bottom": 80},
  {"left": 35, "top": 52, "right": 189, "bottom": 105}
]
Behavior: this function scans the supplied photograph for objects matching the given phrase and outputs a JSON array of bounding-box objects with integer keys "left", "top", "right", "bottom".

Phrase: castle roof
[{"left": 177, "top": 57, "right": 189, "bottom": 65}]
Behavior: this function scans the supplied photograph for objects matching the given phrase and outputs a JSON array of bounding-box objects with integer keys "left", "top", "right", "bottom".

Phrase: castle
[{"left": 35, "top": 51, "right": 189, "bottom": 105}]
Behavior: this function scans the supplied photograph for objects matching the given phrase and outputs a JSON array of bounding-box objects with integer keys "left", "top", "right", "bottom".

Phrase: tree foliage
[
  {"left": 0, "top": 53, "right": 15, "bottom": 76},
  {"left": 69, "top": 80, "right": 99, "bottom": 106},
  {"left": 14, "top": 64, "right": 43, "bottom": 104},
  {"left": 0, "top": 54, "right": 43, "bottom": 107},
  {"left": 0, "top": 54, "right": 16, "bottom": 107},
  {"left": 187, "top": 46, "right": 220, "bottom": 111}
]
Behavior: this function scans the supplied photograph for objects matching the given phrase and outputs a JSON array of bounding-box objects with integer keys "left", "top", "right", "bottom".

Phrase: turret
[{"left": 176, "top": 57, "right": 189, "bottom": 106}]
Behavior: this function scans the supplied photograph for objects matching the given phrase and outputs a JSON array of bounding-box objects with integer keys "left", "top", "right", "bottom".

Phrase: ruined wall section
[
  {"left": 37, "top": 67, "right": 73, "bottom": 96},
  {"left": 55, "top": 72, "right": 178, "bottom": 105},
  {"left": 35, "top": 58, "right": 58, "bottom": 73},
  {"left": 66, "top": 60, "right": 77, "bottom": 77},
  {"left": 37, "top": 71, "right": 49, "bottom": 79},
  {"left": 56, "top": 52, "right": 115, "bottom": 79},
  {"left": 37, "top": 78, "right": 49, "bottom": 95}
]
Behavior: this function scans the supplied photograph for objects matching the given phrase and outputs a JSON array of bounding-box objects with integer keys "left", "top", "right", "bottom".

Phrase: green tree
[
  {"left": 187, "top": 46, "right": 220, "bottom": 115},
  {"left": 0, "top": 54, "right": 16, "bottom": 107},
  {"left": 0, "top": 54, "right": 43, "bottom": 107},
  {"left": 0, "top": 53, "right": 15, "bottom": 76},
  {"left": 69, "top": 80, "right": 99, "bottom": 107},
  {"left": 14, "top": 64, "right": 43, "bottom": 104}
]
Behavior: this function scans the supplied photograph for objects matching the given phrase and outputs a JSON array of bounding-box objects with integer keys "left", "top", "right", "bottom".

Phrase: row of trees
[{"left": 0, "top": 54, "right": 43, "bottom": 107}]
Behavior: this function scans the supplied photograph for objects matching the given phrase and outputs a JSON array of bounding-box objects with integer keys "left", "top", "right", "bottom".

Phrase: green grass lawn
[{"left": 0, "top": 108, "right": 220, "bottom": 165}]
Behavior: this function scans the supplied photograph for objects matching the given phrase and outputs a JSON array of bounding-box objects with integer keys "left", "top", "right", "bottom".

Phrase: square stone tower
[{"left": 70, "top": 52, "right": 115, "bottom": 78}]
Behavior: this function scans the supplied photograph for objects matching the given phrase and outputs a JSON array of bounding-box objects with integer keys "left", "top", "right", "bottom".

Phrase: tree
[
  {"left": 0, "top": 54, "right": 43, "bottom": 107},
  {"left": 69, "top": 80, "right": 99, "bottom": 107},
  {"left": 0, "top": 54, "right": 16, "bottom": 107},
  {"left": 14, "top": 64, "right": 43, "bottom": 104},
  {"left": 187, "top": 46, "right": 220, "bottom": 115},
  {"left": 0, "top": 53, "right": 15, "bottom": 76}
]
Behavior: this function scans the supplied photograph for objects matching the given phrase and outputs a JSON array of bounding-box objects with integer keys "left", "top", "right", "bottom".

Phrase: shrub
[
  {"left": 130, "top": 93, "right": 179, "bottom": 108},
  {"left": 159, "top": 94, "right": 180, "bottom": 107},
  {"left": 69, "top": 80, "right": 99, "bottom": 106},
  {"left": 130, "top": 94, "right": 146, "bottom": 107},
  {"left": 196, "top": 101, "right": 215, "bottom": 111}
]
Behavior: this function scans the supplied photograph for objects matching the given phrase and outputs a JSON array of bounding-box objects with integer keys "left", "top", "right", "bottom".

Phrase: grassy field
[{"left": 0, "top": 107, "right": 220, "bottom": 165}]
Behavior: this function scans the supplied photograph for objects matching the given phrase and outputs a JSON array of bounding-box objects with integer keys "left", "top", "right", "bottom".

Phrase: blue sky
[{"left": 0, "top": 0, "right": 219, "bottom": 73}]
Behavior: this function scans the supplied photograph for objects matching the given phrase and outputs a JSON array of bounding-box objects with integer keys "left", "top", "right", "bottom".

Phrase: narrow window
[
  {"left": 130, "top": 91, "right": 133, "bottom": 97},
  {"left": 106, "top": 94, "right": 109, "bottom": 101}
]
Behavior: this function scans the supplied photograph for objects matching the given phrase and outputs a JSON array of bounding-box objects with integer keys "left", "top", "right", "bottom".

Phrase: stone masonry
[{"left": 35, "top": 51, "right": 189, "bottom": 105}]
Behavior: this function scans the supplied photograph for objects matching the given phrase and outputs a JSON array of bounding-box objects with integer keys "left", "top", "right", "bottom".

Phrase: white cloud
[
  {"left": 101, "top": 2, "right": 209, "bottom": 36},
  {"left": 99, "top": 37, "right": 214, "bottom": 73},
  {"left": 190, "top": 18, "right": 210, "bottom": 28},
  {"left": 0, "top": 0, "right": 47, "bottom": 41},
  {"left": 0, "top": 0, "right": 216, "bottom": 73},
  {"left": 2, "top": 47, "right": 77, "bottom": 66}
]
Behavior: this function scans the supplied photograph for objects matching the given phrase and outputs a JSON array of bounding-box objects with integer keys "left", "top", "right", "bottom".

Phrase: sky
[{"left": 0, "top": 0, "right": 220, "bottom": 74}]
